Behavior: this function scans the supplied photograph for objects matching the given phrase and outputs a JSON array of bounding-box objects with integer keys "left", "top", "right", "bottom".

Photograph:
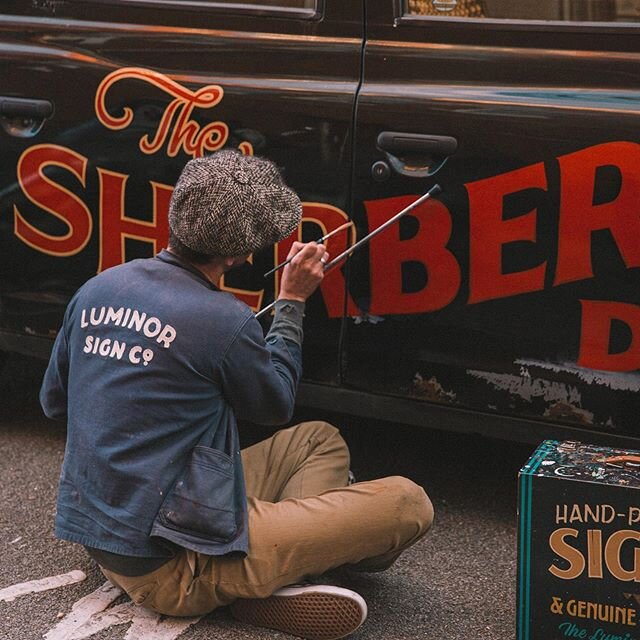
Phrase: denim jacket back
[{"left": 40, "top": 251, "right": 302, "bottom": 558}]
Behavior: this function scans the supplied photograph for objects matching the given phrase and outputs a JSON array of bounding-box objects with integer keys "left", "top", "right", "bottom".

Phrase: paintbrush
[
  {"left": 255, "top": 184, "right": 442, "bottom": 319},
  {"left": 263, "top": 221, "right": 354, "bottom": 278}
]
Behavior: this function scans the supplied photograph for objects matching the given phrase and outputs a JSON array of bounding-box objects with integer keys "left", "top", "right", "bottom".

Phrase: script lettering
[{"left": 95, "top": 67, "right": 252, "bottom": 159}]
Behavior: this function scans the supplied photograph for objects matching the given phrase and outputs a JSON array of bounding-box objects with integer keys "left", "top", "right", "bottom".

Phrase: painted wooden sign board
[{"left": 518, "top": 440, "right": 640, "bottom": 640}]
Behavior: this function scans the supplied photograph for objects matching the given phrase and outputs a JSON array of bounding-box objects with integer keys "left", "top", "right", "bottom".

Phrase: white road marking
[
  {"left": 45, "top": 581, "right": 202, "bottom": 640},
  {"left": 0, "top": 569, "right": 86, "bottom": 603},
  {"left": 44, "top": 581, "right": 123, "bottom": 640}
]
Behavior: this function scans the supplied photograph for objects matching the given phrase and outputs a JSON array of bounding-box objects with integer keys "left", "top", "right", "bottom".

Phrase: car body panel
[
  {"left": 1, "top": 0, "right": 639, "bottom": 441},
  {"left": 345, "top": 2, "right": 640, "bottom": 438},
  {"left": 0, "top": 1, "right": 362, "bottom": 383}
]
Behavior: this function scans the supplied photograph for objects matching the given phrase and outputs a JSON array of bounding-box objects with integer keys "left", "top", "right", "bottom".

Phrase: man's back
[{"left": 40, "top": 250, "right": 285, "bottom": 558}]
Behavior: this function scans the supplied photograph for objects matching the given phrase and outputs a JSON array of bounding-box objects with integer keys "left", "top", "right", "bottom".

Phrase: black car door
[
  {"left": 0, "top": 0, "right": 363, "bottom": 387},
  {"left": 343, "top": 0, "right": 640, "bottom": 439}
]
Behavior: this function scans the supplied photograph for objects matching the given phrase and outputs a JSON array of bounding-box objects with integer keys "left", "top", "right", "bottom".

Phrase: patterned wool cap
[{"left": 168, "top": 150, "right": 302, "bottom": 256}]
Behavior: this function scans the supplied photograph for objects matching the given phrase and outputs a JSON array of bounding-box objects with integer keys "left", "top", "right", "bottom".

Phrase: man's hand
[{"left": 278, "top": 241, "right": 329, "bottom": 303}]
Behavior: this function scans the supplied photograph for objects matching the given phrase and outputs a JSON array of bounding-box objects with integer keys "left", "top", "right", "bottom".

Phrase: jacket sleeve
[
  {"left": 40, "top": 326, "right": 70, "bottom": 421},
  {"left": 219, "top": 302, "right": 304, "bottom": 425}
]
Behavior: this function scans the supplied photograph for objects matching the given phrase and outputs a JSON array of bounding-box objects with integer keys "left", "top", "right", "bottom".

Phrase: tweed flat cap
[{"left": 168, "top": 151, "right": 302, "bottom": 256}]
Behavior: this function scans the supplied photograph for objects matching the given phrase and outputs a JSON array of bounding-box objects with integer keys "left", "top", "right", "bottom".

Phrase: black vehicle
[{"left": 1, "top": 0, "right": 639, "bottom": 442}]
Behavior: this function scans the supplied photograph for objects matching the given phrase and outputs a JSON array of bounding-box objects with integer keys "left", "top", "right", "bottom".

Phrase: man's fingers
[
  {"left": 285, "top": 241, "right": 331, "bottom": 267},
  {"left": 278, "top": 240, "right": 332, "bottom": 302},
  {"left": 286, "top": 241, "right": 321, "bottom": 262},
  {"left": 286, "top": 241, "right": 306, "bottom": 260},
  {"left": 290, "top": 242, "right": 326, "bottom": 265}
]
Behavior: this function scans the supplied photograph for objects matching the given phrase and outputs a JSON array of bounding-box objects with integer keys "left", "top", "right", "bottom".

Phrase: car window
[
  {"left": 403, "top": 0, "right": 640, "bottom": 23},
  {"left": 92, "top": 0, "right": 316, "bottom": 5},
  {"left": 83, "top": 0, "right": 317, "bottom": 18}
]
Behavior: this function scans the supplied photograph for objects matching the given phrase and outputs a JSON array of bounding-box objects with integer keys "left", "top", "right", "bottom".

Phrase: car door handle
[
  {"left": 0, "top": 97, "right": 54, "bottom": 119},
  {"left": 0, "top": 97, "right": 54, "bottom": 137},
  {"left": 376, "top": 131, "right": 457, "bottom": 178},
  {"left": 377, "top": 132, "right": 457, "bottom": 157}
]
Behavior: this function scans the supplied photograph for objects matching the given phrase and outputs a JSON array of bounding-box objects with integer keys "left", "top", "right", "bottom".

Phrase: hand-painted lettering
[
  {"left": 578, "top": 300, "right": 640, "bottom": 372},
  {"left": 97, "top": 168, "right": 171, "bottom": 272},
  {"left": 10, "top": 124, "right": 640, "bottom": 376},
  {"left": 367, "top": 195, "right": 460, "bottom": 315},
  {"left": 14, "top": 145, "right": 92, "bottom": 256},
  {"left": 216, "top": 253, "right": 264, "bottom": 312},
  {"left": 549, "top": 526, "right": 640, "bottom": 583},
  {"left": 95, "top": 67, "right": 252, "bottom": 159},
  {"left": 555, "top": 142, "right": 640, "bottom": 286},
  {"left": 467, "top": 162, "right": 548, "bottom": 304}
]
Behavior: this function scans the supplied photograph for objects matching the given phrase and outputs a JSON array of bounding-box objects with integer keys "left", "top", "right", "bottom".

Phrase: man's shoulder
[
  {"left": 70, "top": 257, "right": 255, "bottom": 331},
  {"left": 77, "top": 256, "right": 193, "bottom": 294},
  {"left": 205, "top": 291, "right": 256, "bottom": 331},
  {"left": 79, "top": 258, "right": 145, "bottom": 286}
]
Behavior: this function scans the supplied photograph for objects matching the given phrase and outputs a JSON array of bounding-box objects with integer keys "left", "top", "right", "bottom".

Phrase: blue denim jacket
[{"left": 40, "top": 250, "right": 303, "bottom": 558}]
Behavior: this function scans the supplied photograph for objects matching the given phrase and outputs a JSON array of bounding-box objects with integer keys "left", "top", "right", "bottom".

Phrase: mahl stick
[
  {"left": 263, "top": 221, "right": 354, "bottom": 278},
  {"left": 255, "top": 184, "right": 442, "bottom": 319}
]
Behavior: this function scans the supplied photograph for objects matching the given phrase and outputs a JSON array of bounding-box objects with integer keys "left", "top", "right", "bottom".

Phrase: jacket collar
[{"left": 155, "top": 249, "right": 220, "bottom": 291}]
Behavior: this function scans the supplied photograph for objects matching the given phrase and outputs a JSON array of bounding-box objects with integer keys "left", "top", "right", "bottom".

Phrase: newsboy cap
[{"left": 168, "top": 150, "right": 302, "bottom": 256}]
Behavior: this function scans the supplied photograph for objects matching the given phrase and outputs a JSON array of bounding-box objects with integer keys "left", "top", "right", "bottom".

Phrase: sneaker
[
  {"left": 347, "top": 470, "right": 356, "bottom": 486},
  {"left": 231, "top": 583, "right": 367, "bottom": 640}
]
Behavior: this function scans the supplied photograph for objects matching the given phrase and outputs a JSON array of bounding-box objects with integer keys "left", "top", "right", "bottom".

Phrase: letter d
[{"left": 578, "top": 300, "right": 640, "bottom": 372}]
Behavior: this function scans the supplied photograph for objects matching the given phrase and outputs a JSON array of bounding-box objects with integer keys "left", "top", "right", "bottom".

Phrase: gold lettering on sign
[{"left": 95, "top": 67, "right": 253, "bottom": 159}]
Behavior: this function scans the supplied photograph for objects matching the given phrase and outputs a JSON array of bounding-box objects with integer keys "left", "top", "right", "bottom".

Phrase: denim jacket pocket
[{"left": 152, "top": 446, "right": 237, "bottom": 548}]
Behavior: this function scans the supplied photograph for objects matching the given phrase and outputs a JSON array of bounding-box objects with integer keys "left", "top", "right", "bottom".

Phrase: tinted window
[
  {"left": 85, "top": 0, "right": 317, "bottom": 15},
  {"left": 404, "top": 0, "right": 640, "bottom": 22}
]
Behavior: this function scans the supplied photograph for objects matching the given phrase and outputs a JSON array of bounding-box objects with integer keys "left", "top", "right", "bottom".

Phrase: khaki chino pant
[{"left": 101, "top": 421, "right": 434, "bottom": 617}]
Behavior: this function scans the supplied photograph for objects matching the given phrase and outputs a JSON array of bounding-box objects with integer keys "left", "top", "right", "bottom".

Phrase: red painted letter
[
  {"left": 217, "top": 254, "right": 264, "bottom": 312},
  {"left": 578, "top": 300, "right": 640, "bottom": 372},
  {"left": 14, "top": 144, "right": 92, "bottom": 256},
  {"left": 97, "top": 168, "right": 171, "bottom": 271},
  {"left": 555, "top": 142, "right": 640, "bottom": 285},
  {"left": 467, "top": 162, "right": 547, "bottom": 304},
  {"left": 367, "top": 195, "right": 460, "bottom": 316}
]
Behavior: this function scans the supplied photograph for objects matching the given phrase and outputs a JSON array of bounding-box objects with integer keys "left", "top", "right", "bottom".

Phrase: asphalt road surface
[{"left": 1, "top": 355, "right": 534, "bottom": 640}]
